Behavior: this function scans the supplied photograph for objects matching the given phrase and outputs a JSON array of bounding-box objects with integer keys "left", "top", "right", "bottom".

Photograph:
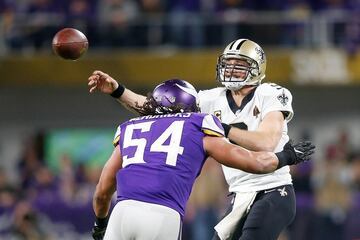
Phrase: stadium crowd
[{"left": 0, "top": 0, "right": 360, "bottom": 50}]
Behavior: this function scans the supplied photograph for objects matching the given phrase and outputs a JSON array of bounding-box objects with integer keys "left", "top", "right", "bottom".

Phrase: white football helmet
[{"left": 216, "top": 39, "right": 267, "bottom": 90}]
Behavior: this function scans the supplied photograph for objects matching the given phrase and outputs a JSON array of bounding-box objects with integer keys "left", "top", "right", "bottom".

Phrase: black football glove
[
  {"left": 91, "top": 216, "right": 109, "bottom": 240},
  {"left": 92, "top": 225, "right": 106, "bottom": 240},
  {"left": 276, "top": 140, "right": 315, "bottom": 169},
  {"left": 290, "top": 141, "right": 315, "bottom": 164}
]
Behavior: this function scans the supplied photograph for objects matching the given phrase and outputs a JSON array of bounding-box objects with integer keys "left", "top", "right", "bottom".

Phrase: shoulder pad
[
  {"left": 198, "top": 87, "right": 226, "bottom": 100},
  {"left": 201, "top": 114, "right": 224, "bottom": 137},
  {"left": 257, "top": 83, "right": 290, "bottom": 97}
]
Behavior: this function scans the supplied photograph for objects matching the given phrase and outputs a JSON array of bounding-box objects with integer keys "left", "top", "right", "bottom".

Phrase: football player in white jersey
[{"left": 88, "top": 39, "right": 298, "bottom": 240}]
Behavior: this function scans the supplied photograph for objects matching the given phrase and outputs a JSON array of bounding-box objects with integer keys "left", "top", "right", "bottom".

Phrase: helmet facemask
[{"left": 216, "top": 54, "right": 261, "bottom": 90}]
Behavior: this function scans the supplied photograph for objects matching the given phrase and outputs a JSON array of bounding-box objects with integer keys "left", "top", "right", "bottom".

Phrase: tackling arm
[
  {"left": 204, "top": 136, "right": 315, "bottom": 174},
  {"left": 204, "top": 136, "right": 279, "bottom": 174},
  {"left": 227, "top": 111, "right": 284, "bottom": 151},
  {"left": 88, "top": 70, "right": 147, "bottom": 114}
]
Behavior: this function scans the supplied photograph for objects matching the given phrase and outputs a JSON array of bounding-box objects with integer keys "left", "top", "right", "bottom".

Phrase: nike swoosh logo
[
  {"left": 294, "top": 149, "right": 303, "bottom": 154},
  {"left": 264, "top": 189, "right": 276, "bottom": 194}
]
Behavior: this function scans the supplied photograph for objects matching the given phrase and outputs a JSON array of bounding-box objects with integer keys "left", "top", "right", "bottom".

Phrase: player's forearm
[
  {"left": 228, "top": 128, "right": 279, "bottom": 152},
  {"left": 93, "top": 167, "right": 116, "bottom": 218},
  {"left": 238, "top": 150, "right": 279, "bottom": 174},
  {"left": 115, "top": 88, "right": 147, "bottom": 114},
  {"left": 220, "top": 146, "right": 278, "bottom": 174},
  {"left": 93, "top": 185, "right": 113, "bottom": 218},
  {"left": 205, "top": 137, "right": 282, "bottom": 174},
  {"left": 239, "top": 151, "right": 291, "bottom": 174},
  {"left": 222, "top": 146, "right": 294, "bottom": 174}
]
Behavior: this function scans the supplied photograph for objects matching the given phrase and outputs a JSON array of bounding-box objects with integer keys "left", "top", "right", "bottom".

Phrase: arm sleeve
[
  {"left": 201, "top": 114, "right": 225, "bottom": 137},
  {"left": 261, "top": 87, "right": 294, "bottom": 122}
]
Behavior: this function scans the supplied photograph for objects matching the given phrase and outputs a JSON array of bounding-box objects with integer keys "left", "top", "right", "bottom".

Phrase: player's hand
[
  {"left": 91, "top": 215, "right": 109, "bottom": 240},
  {"left": 91, "top": 223, "right": 107, "bottom": 240},
  {"left": 88, "top": 70, "right": 119, "bottom": 94},
  {"left": 284, "top": 140, "right": 315, "bottom": 164}
]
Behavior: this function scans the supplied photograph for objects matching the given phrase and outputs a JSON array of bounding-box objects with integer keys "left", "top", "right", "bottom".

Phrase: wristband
[
  {"left": 275, "top": 151, "right": 294, "bottom": 169},
  {"left": 95, "top": 215, "right": 109, "bottom": 228},
  {"left": 221, "top": 123, "right": 231, "bottom": 138},
  {"left": 110, "top": 84, "right": 125, "bottom": 98},
  {"left": 275, "top": 152, "right": 288, "bottom": 169}
]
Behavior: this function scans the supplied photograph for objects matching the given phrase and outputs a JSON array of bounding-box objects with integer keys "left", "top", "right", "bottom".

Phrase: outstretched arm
[
  {"left": 204, "top": 136, "right": 314, "bottom": 174},
  {"left": 88, "top": 70, "right": 147, "bottom": 114}
]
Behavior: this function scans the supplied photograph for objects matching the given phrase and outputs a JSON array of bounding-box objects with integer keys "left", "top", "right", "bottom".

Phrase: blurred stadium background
[{"left": 1, "top": 0, "right": 360, "bottom": 239}]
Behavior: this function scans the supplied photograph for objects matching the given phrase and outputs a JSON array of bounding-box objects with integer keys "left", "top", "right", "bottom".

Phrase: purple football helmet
[{"left": 151, "top": 79, "right": 199, "bottom": 114}]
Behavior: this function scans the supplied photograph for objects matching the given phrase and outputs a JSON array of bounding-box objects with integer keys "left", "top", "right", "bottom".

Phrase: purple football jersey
[{"left": 114, "top": 112, "right": 224, "bottom": 217}]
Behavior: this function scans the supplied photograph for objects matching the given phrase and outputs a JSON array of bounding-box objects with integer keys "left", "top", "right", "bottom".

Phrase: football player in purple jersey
[{"left": 91, "top": 79, "right": 314, "bottom": 240}]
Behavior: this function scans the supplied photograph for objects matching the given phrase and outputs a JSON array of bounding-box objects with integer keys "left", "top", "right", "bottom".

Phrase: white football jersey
[{"left": 198, "top": 83, "right": 294, "bottom": 193}]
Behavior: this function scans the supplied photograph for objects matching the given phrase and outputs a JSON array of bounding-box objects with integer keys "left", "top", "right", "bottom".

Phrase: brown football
[{"left": 52, "top": 28, "right": 88, "bottom": 60}]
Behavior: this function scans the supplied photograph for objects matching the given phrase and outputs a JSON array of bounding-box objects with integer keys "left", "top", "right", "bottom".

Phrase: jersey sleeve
[
  {"left": 260, "top": 85, "right": 294, "bottom": 122},
  {"left": 113, "top": 125, "right": 121, "bottom": 147},
  {"left": 201, "top": 114, "right": 225, "bottom": 137}
]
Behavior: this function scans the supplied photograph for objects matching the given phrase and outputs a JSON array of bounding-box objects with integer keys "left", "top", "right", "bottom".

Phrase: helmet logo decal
[
  {"left": 255, "top": 47, "right": 265, "bottom": 64},
  {"left": 277, "top": 90, "right": 289, "bottom": 106},
  {"left": 175, "top": 83, "right": 198, "bottom": 98}
]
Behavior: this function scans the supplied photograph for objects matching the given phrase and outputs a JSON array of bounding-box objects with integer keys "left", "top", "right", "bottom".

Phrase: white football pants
[{"left": 104, "top": 199, "right": 181, "bottom": 240}]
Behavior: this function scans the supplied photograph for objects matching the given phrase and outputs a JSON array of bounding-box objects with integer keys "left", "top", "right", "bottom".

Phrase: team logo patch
[
  {"left": 277, "top": 90, "right": 289, "bottom": 106},
  {"left": 278, "top": 187, "right": 288, "bottom": 197},
  {"left": 214, "top": 110, "right": 222, "bottom": 121},
  {"left": 156, "top": 96, "right": 176, "bottom": 103},
  {"left": 255, "top": 47, "right": 265, "bottom": 64},
  {"left": 253, "top": 106, "right": 260, "bottom": 118}
]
